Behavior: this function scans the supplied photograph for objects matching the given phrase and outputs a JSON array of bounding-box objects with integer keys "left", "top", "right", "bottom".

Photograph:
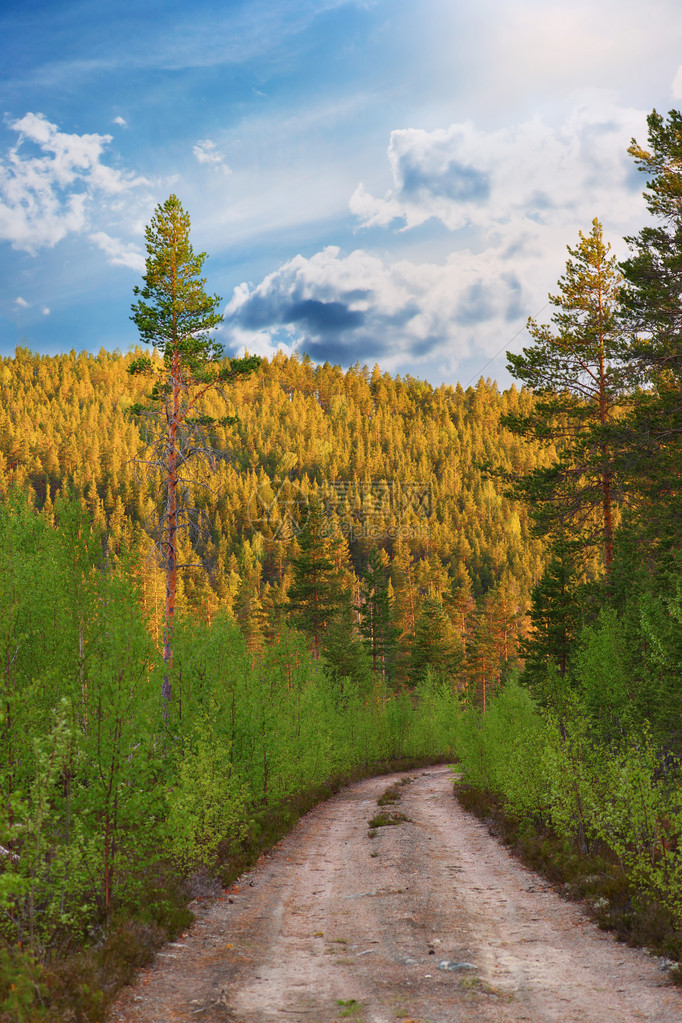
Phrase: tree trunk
[
  {"left": 602, "top": 463, "right": 614, "bottom": 572},
  {"left": 598, "top": 290, "right": 614, "bottom": 575},
  {"left": 162, "top": 348, "right": 180, "bottom": 707}
]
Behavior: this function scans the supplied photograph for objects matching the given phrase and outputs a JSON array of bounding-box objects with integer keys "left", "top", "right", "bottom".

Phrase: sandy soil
[{"left": 110, "top": 766, "right": 681, "bottom": 1023}]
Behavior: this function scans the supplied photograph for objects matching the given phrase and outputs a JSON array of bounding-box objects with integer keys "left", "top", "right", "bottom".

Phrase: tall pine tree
[
  {"left": 129, "top": 194, "right": 260, "bottom": 706},
  {"left": 618, "top": 109, "right": 682, "bottom": 552},
  {"left": 504, "top": 219, "right": 630, "bottom": 573}
]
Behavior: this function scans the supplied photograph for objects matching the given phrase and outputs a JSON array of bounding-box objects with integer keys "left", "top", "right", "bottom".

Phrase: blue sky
[{"left": 2, "top": 0, "right": 682, "bottom": 387}]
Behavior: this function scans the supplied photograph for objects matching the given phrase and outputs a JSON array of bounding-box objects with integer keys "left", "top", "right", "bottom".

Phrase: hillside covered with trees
[{"left": 0, "top": 345, "right": 551, "bottom": 698}]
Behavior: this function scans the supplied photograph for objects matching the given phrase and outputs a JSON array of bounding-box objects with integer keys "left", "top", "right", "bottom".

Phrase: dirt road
[{"left": 111, "top": 766, "right": 680, "bottom": 1023}]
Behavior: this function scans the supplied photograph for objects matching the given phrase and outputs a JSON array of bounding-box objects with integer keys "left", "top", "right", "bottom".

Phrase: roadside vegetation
[{"left": 454, "top": 681, "right": 682, "bottom": 981}]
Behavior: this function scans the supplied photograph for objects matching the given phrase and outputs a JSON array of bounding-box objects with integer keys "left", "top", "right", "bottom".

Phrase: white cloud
[
  {"left": 0, "top": 112, "right": 149, "bottom": 254},
  {"left": 350, "top": 103, "right": 646, "bottom": 237},
  {"left": 89, "top": 231, "right": 145, "bottom": 272},
  {"left": 14, "top": 296, "right": 29, "bottom": 308},
  {"left": 113, "top": 116, "right": 127, "bottom": 127},
  {"left": 42, "top": 306, "right": 50, "bottom": 316},
  {"left": 224, "top": 244, "right": 529, "bottom": 372},
  {"left": 226, "top": 100, "right": 652, "bottom": 378},
  {"left": 673, "top": 65, "right": 682, "bottom": 99},
  {"left": 192, "top": 138, "right": 231, "bottom": 173}
]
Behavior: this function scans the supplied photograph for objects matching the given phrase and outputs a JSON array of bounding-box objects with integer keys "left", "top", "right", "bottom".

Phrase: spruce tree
[
  {"left": 520, "top": 536, "right": 582, "bottom": 707},
  {"left": 390, "top": 537, "right": 419, "bottom": 684},
  {"left": 445, "top": 567, "right": 475, "bottom": 659},
  {"left": 409, "top": 597, "right": 462, "bottom": 686},
  {"left": 359, "top": 544, "right": 394, "bottom": 680},
  {"left": 287, "top": 499, "right": 348, "bottom": 659}
]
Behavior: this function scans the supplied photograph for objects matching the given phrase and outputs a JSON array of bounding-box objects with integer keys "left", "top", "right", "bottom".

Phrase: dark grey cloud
[
  {"left": 399, "top": 154, "right": 490, "bottom": 204},
  {"left": 285, "top": 298, "right": 364, "bottom": 333},
  {"left": 300, "top": 328, "right": 444, "bottom": 365},
  {"left": 231, "top": 294, "right": 365, "bottom": 338},
  {"left": 300, "top": 333, "right": 385, "bottom": 364},
  {"left": 228, "top": 282, "right": 422, "bottom": 354}
]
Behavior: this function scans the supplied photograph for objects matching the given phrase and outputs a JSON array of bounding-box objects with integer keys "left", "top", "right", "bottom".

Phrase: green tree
[
  {"left": 129, "top": 195, "right": 260, "bottom": 705},
  {"left": 445, "top": 567, "right": 475, "bottom": 659},
  {"left": 358, "top": 545, "right": 394, "bottom": 680},
  {"left": 618, "top": 109, "right": 682, "bottom": 550},
  {"left": 520, "top": 536, "right": 583, "bottom": 708},
  {"left": 409, "top": 597, "right": 462, "bottom": 687},
  {"left": 323, "top": 600, "right": 373, "bottom": 690},
  {"left": 390, "top": 537, "right": 419, "bottom": 684},
  {"left": 504, "top": 219, "right": 629, "bottom": 572},
  {"left": 287, "top": 499, "right": 349, "bottom": 660}
]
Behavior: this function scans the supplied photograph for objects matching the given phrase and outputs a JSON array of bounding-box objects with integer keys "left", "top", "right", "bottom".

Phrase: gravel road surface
[{"left": 110, "top": 765, "right": 680, "bottom": 1023}]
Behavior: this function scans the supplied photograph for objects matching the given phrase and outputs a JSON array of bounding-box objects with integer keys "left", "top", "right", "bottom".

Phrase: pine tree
[
  {"left": 504, "top": 219, "right": 630, "bottom": 572},
  {"left": 618, "top": 109, "right": 682, "bottom": 551},
  {"left": 129, "top": 195, "right": 260, "bottom": 706},
  {"left": 622, "top": 110, "right": 682, "bottom": 377}
]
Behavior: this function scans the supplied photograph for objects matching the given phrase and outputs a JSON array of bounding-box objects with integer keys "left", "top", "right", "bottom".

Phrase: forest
[{"left": 0, "top": 108, "right": 680, "bottom": 1020}]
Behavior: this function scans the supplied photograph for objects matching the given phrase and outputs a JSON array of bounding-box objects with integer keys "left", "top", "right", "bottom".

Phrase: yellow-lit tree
[{"left": 129, "top": 194, "right": 260, "bottom": 707}]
